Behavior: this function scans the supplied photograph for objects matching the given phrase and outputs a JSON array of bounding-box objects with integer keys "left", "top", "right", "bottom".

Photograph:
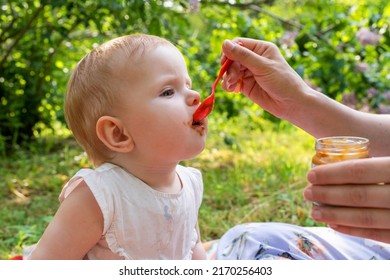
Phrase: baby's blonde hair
[{"left": 65, "top": 34, "right": 173, "bottom": 166}]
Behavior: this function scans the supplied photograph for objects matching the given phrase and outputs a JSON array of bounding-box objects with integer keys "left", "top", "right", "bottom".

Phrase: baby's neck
[{"left": 110, "top": 159, "right": 182, "bottom": 193}]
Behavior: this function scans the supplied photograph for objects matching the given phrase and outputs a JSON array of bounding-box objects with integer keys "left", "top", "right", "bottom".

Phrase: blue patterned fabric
[{"left": 216, "top": 222, "right": 390, "bottom": 260}]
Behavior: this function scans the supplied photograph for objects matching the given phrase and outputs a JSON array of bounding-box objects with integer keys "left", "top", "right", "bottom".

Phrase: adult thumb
[{"left": 222, "top": 39, "right": 269, "bottom": 72}]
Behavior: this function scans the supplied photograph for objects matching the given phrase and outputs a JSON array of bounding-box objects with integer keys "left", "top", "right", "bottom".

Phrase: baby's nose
[{"left": 188, "top": 90, "right": 200, "bottom": 106}]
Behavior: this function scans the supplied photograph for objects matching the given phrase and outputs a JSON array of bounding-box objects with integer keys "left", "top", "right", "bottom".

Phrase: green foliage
[
  {"left": 0, "top": 0, "right": 192, "bottom": 149},
  {"left": 1, "top": 0, "right": 390, "bottom": 152},
  {"left": 274, "top": 0, "right": 390, "bottom": 109}
]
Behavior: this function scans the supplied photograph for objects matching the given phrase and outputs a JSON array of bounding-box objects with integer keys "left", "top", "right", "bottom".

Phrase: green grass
[{"left": 0, "top": 112, "right": 323, "bottom": 259}]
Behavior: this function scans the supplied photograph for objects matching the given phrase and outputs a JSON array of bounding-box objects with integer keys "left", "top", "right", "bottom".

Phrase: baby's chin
[{"left": 184, "top": 144, "right": 206, "bottom": 161}]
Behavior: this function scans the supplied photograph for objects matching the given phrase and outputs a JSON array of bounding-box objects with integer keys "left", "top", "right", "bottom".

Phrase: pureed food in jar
[
  {"left": 311, "top": 136, "right": 369, "bottom": 206},
  {"left": 312, "top": 136, "right": 370, "bottom": 167}
]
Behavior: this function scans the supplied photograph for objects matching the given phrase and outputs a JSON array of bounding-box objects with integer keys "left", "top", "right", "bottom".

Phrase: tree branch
[
  {"left": 201, "top": 1, "right": 333, "bottom": 46},
  {"left": 248, "top": 4, "right": 304, "bottom": 30},
  {"left": 0, "top": 0, "right": 18, "bottom": 43},
  {"left": 0, "top": 3, "right": 46, "bottom": 69}
]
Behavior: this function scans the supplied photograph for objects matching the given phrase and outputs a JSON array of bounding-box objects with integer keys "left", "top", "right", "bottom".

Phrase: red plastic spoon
[
  {"left": 192, "top": 58, "right": 235, "bottom": 124},
  {"left": 192, "top": 58, "right": 234, "bottom": 123},
  {"left": 193, "top": 41, "right": 244, "bottom": 124}
]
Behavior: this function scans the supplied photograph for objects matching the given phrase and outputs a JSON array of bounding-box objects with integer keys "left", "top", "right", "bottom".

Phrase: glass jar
[
  {"left": 311, "top": 136, "right": 369, "bottom": 206},
  {"left": 312, "top": 136, "right": 370, "bottom": 167}
]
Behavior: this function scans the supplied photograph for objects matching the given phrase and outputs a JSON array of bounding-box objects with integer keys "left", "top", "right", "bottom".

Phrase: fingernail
[
  {"left": 303, "top": 187, "right": 313, "bottom": 200},
  {"left": 233, "top": 82, "right": 242, "bottom": 93},
  {"left": 224, "top": 40, "right": 234, "bottom": 50},
  {"left": 311, "top": 209, "right": 322, "bottom": 220},
  {"left": 307, "top": 170, "right": 317, "bottom": 183}
]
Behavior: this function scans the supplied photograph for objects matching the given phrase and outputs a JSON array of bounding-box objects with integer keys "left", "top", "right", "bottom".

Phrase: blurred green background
[{"left": 1, "top": 0, "right": 389, "bottom": 259}]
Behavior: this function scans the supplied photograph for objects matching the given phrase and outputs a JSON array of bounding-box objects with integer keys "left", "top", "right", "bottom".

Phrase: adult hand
[
  {"left": 220, "top": 38, "right": 311, "bottom": 121},
  {"left": 304, "top": 157, "right": 390, "bottom": 243}
]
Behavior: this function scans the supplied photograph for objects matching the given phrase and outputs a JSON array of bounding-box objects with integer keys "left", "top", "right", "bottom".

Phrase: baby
[{"left": 27, "top": 34, "right": 208, "bottom": 259}]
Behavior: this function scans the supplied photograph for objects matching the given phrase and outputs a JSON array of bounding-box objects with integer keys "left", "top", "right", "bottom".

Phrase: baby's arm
[
  {"left": 191, "top": 223, "right": 207, "bottom": 260},
  {"left": 26, "top": 180, "right": 103, "bottom": 259}
]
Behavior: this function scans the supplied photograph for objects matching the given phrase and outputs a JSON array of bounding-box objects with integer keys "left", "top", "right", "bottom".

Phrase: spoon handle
[{"left": 211, "top": 59, "right": 233, "bottom": 93}]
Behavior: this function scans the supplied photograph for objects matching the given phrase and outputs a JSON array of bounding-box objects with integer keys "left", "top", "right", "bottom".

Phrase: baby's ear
[{"left": 96, "top": 116, "right": 134, "bottom": 153}]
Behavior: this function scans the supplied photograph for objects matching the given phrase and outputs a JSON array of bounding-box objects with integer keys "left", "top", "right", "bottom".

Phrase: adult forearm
[{"left": 288, "top": 87, "right": 390, "bottom": 156}]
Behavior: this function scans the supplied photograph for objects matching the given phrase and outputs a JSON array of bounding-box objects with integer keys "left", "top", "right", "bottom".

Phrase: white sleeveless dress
[{"left": 59, "top": 163, "right": 203, "bottom": 260}]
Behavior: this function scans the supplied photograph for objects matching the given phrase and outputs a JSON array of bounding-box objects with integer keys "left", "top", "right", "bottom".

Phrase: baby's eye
[{"left": 160, "top": 89, "right": 175, "bottom": 97}]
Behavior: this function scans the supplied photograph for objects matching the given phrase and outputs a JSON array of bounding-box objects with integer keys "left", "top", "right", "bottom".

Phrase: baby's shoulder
[{"left": 60, "top": 163, "right": 123, "bottom": 201}]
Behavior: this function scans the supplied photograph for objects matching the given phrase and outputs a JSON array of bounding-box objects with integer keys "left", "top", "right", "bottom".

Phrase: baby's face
[{"left": 114, "top": 45, "right": 207, "bottom": 163}]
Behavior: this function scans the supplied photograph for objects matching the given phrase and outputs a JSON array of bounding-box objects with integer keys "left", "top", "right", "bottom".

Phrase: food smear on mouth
[{"left": 187, "top": 120, "right": 206, "bottom": 136}]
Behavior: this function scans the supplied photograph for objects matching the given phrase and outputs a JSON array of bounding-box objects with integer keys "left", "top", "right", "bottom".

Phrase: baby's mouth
[
  {"left": 189, "top": 118, "right": 206, "bottom": 135},
  {"left": 191, "top": 120, "right": 204, "bottom": 127},
  {"left": 191, "top": 115, "right": 208, "bottom": 127}
]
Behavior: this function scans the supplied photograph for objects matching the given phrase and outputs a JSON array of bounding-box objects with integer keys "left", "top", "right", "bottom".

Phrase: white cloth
[{"left": 60, "top": 163, "right": 203, "bottom": 260}]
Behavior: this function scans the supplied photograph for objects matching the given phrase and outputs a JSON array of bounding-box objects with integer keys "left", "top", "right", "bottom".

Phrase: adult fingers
[
  {"left": 307, "top": 157, "right": 390, "bottom": 185},
  {"left": 221, "top": 39, "right": 276, "bottom": 74},
  {"left": 311, "top": 206, "right": 390, "bottom": 229},
  {"left": 304, "top": 184, "right": 390, "bottom": 208},
  {"left": 310, "top": 206, "right": 390, "bottom": 243},
  {"left": 328, "top": 225, "right": 390, "bottom": 244},
  {"left": 221, "top": 60, "right": 242, "bottom": 92}
]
